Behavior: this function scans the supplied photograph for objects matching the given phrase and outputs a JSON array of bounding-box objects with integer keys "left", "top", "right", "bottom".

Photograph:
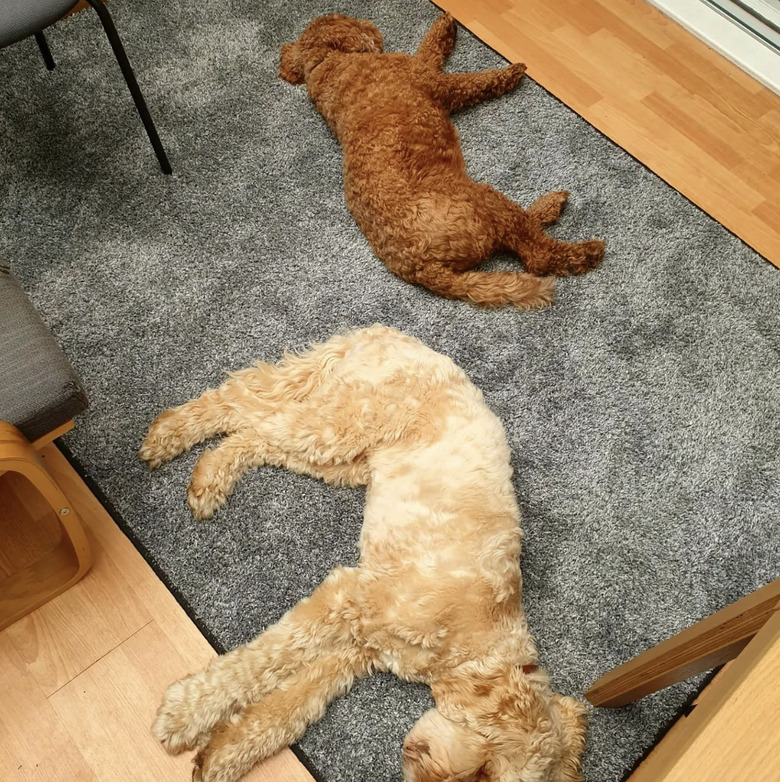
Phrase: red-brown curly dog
[{"left": 280, "top": 13, "right": 606, "bottom": 309}]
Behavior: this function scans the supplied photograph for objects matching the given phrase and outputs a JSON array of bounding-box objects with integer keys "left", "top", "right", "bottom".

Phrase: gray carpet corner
[{"left": 1, "top": 0, "right": 779, "bottom": 780}]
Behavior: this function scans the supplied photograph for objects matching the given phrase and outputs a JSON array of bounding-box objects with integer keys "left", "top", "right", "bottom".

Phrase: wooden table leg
[{"left": 586, "top": 577, "right": 780, "bottom": 707}]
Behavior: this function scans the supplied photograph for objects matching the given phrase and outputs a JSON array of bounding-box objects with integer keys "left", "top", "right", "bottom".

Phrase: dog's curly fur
[
  {"left": 141, "top": 326, "right": 587, "bottom": 782},
  {"left": 279, "top": 13, "right": 605, "bottom": 309}
]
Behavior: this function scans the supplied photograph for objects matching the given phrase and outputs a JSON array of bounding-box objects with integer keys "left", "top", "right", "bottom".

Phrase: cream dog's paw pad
[
  {"left": 151, "top": 678, "right": 209, "bottom": 754},
  {"left": 139, "top": 411, "right": 188, "bottom": 468}
]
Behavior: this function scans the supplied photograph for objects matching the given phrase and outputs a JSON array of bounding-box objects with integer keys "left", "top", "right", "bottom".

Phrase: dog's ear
[
  {"left": 357, "top": 21, "right": 383, "bottom": 54},
  {"left": 280, "top": 42, "right": 305, "bottom": 84}
]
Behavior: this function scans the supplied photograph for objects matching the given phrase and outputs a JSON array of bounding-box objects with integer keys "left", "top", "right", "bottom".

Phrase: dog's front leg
[
  {"left": 415, "top": 12, "right": 457, "bottom": 70},
  {"left": 193, "top": 650, "right": 370, "bottom": 782},
  {"left": 152, "top": 567, "right": 362, "bottom": 755},
  {"left": 140, "top": 382, "right": 244, "bottom": 469},
  {"left": 438, "top": 62, "right": 527, "bottom": 111}
]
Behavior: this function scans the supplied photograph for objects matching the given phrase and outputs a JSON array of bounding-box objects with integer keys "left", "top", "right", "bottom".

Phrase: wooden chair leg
[
  {"left": 586, "top": 577, "right": 780, "bottom": 707},
  {"left": 0, "top": 422, "right": 91, "bottom": 631}
]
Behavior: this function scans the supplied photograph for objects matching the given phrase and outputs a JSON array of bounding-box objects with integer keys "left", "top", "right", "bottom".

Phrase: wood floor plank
[
  {"left": 3, "top": 536, "right": 152, "bottom": 696},
  {"left": 40, "top": 447, "right": 215, "bottom": 673},
  {"left": 629, "top": 612, "right": 780, "bottom": 781},
  {"left": 49, "top": 621, "right": 313, "bottom": 782},
  {"left": 0, "top": 633, "right": 96, "bottom": 782},
  {"left": 592, "top": 0, "right": 679, "bottom": 50},
  {"left": 47, "top": 622, "right": 247, "bottom": 782}
]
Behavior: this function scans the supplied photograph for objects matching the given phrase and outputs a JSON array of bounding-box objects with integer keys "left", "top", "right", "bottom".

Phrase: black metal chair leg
[
  {"left": 83, "top": 0, "right": 172, "bottom": 174},
  {"left": 35, "top": 31, "right": 55, "bottom": 71}
]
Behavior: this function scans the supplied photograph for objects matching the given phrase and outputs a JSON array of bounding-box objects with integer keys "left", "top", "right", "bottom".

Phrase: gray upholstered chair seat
[
  {"left": 0, "top": 0, "right": 78, "bottom": 47},
  {"left": 0, "top": 265, "right": 88, "bottom": 441}
]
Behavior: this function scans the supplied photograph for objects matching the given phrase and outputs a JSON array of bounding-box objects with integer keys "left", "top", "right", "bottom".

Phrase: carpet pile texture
[{"left": 1, "top": 1, "right": 778, "bottom": 780}]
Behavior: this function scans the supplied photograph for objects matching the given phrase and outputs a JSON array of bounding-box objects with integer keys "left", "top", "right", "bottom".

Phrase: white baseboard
[{"left": 647, "top": 0, "right": 780, "bottom": 96}]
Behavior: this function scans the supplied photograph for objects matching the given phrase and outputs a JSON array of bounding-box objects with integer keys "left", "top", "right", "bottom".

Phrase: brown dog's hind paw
[
  {"left": 578, "top": 238, "right": 606, "bottom": 272},
  {"left": 528, "top": 191, "right": 569, "bottom": 227},
  {"left": 557, "top": 239, "right": 606, "bottom": 276}
]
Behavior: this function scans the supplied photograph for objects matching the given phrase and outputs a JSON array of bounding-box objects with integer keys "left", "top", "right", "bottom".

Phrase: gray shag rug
[{"left": 1, "top": 0, "right": 779, "bottom": 780}]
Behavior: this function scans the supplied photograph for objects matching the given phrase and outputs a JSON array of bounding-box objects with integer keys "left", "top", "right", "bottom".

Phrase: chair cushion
[
  {"left": 0, "top": 264, "right": 88, "bottom": 441},
  {"left": 0, "top": 0, "right": 80, "bottom": 48}
]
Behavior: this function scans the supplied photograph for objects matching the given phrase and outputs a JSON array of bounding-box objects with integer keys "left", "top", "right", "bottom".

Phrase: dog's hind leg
[
  {"left": 185, "top": 425, "right": 368, "bottom": 520},
  {"left": 490, "top": 190, "right": 606, "bottom": 276},
  {"left": 415, "top": 12, "right": 457, "bottom": 70},
  {"left": 152, "top": 567, "right": 365, "bottom": 755},
  {"left": 527, "top": 191, "right": 569, "bottom": 227},
  {"left": 185, "top": 429, "right": 269, "bottom": 520},
  {"left": 411, "top": 262, "right": 555, "bottom": 309},
  {"left": 140, "top": 344, "right": 352, "bottom": 471},
  {"left": 193, "top": 650, "right": 369, "bottom": 782}
]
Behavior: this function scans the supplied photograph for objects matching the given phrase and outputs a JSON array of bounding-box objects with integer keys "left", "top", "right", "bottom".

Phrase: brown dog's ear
[
  {"left": 357, "top": 21, "right": 383, "bottom": 54},
  {"left": 280, "top": 42, "right": 305, "bottom": 84}
]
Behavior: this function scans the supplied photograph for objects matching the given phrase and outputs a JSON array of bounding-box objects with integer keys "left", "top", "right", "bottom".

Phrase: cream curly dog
[
  {"left": 281, "top": 14, "right": 605, "bottom": 309},
  {"left": 141, "top": 326, "right": 586, "bottom": 782}
]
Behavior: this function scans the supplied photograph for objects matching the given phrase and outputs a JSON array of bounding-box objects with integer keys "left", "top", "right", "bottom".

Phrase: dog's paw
[
  {"left": 506, "top": 61, "right": 527, "bottom": 86},
  {"left": 187, "top": 478, "right": 227, "bottom": 521},
  {"left": 528, "top": 191, "right": 569, "bottom": 227},
  {"left": 139, "top": 410, "right": 185, "bottom": 469},
  {"left": 187, "top": 449, "right": 234, "bottom": 520},
  {"left": 152, "top": 676, "right": 210, "bottom": 755},
  {"left": 192, "top": 720, "right": 254, "bottom": 782},
  {"left": 554, "top": 239, "right": 606, "bottom": 276},
  {"left": 577, "top": 239, "right": 606, "bottom": 272}
]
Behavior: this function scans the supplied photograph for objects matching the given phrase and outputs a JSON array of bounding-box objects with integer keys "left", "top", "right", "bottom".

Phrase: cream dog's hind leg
[
  {"left": 139, "top": 385, "right": 243, "bottom": 469},
  {"left": 153, "top": 567, "right": 364, "bottom": 755}
]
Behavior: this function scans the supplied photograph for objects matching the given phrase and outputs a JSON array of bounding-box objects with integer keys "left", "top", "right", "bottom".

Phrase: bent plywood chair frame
[{"left": 0, "top": 421, "right": 91, "bottom": 630}]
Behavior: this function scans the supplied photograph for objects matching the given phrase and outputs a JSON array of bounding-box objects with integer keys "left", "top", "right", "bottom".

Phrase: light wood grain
[
  {"left": 0, "top": 422, "right": 91, "bottom": 632},
  {"left": 586, "top": 578, "right": 780, "bottom": 707},
  {"left": 436, "top": 0, "right": 780, "bottom": 266},
  {"left": 3, "top": 540, "right": 151, "bottom": 695},
  {"left": 629, "top": 609, "right": 780, "bottom": 782},
  {"left": 0, "top": 634, "right": 96, "bottom": 782},
  {"left": 0, "top": 444, "right": 313, "bottom": 782}
]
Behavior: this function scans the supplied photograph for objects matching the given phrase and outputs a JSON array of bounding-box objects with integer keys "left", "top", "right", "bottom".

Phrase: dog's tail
[{"left": 410, "top": 263, "right": 555, "bottom": 309}]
